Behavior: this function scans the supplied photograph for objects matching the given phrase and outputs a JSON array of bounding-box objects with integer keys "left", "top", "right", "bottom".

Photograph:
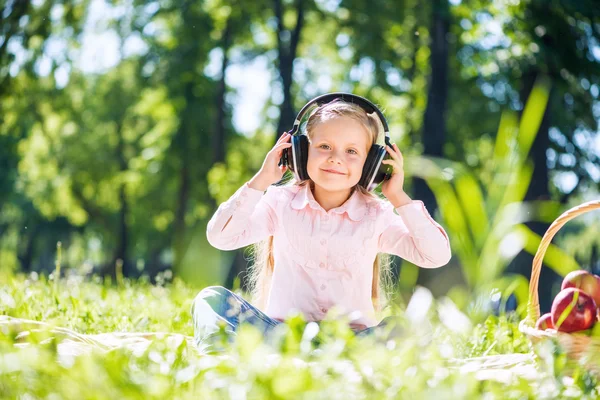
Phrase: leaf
[
  {"left": 455, "top": 173, "right": 488, "bottom": 248},
  {"left": 518, "top": 77, "right": 551, "bottom": 157}
]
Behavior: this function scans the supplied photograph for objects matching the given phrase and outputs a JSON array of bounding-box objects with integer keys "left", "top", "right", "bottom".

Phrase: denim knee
[
  {"left": 191, "top": 286, "right": 230, "bottom": 320},
  {"left": 194, "top": 286, "right": 230, "bottom": 303},
  {"left": 191, "top": 286, "right": 235, "bottom": 345}
]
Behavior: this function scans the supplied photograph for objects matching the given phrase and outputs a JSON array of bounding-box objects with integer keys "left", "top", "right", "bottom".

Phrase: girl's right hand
[{"left": 248, "top": 133, "right": 292, "bottom": 191}]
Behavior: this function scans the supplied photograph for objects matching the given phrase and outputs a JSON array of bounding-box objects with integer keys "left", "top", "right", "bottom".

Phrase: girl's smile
[{"left": 321, "top": 168, "right": 346, "bottom": 175}]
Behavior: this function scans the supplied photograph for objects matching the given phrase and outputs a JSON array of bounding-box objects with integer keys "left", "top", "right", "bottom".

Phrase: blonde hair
[{"left": 247, "top": 100, "right": 393, "bottom": 312}]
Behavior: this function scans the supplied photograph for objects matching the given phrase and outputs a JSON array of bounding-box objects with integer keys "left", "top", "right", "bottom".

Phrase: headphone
[{"left": 278, "top": 92, "right": 393, "bottom": 192}]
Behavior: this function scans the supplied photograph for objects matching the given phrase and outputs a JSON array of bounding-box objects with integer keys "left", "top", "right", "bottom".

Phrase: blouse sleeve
[
  {"left": 377, "top": 200, "right": 451, "bottom": 268},
  {"left": 206, "top": 182, "right": 279, "bottom": 251}
]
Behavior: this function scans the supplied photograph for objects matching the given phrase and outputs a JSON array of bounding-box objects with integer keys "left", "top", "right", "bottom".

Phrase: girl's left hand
[{"left": 381, "top": 143, "right": 410, "bottom": 207}]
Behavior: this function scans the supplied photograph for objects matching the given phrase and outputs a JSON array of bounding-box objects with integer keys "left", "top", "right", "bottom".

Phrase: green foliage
[
  {"left": 207, "top": 133, "right": 272, "bottom": 204},
  {"left": 407, "top": 79, "right": 582, "bottom": 301},
  {"left": 3, "top": 273, "right": 600, "bottom": 398},
  {"left": 456, "top": 0, "right": 600, "bottom": 193},
  {"left": 466, "top": 314, "right": 530, "bottom": 357},
  {"left": 338, "top": 0, "right": 431, "bottom": 144},
  {"left": 0, "top": 273, "right": 193, "bottom": 333}
]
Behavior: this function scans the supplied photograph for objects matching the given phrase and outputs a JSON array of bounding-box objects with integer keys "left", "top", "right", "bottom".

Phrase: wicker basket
[{"left": 519, "top": 200, "right": 600, "bottom": 362}]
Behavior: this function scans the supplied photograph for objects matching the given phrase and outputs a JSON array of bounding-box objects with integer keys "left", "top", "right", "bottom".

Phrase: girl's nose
[{"left": 328, "top": 151, "right": 343, "bottom": 163}]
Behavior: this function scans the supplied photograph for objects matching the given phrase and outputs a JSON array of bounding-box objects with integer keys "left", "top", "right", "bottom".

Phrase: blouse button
[
  {"left": 320, "top": 239, "right": 326, "bottom": 245},
  {"left": 319, "top": 262, "right": 325, "bottom": 268},
  {"left": 235, "top": 200, "right": 241, "bottom": 206},
  {"left": 320, "top": 284, "right": 326, "bottom": 291},
  {"left": 321, "top": 307, "right": 327, "bottom": 313}
]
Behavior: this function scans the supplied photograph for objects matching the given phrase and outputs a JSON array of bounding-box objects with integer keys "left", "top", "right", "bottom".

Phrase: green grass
[{"left": 1, "top": 272, "right": 600, "bottom": 399}]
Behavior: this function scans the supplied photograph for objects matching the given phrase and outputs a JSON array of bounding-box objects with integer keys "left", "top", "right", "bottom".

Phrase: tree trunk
[
  {"left": 212, "top": 16, "right": 249, "bottom": 289},
  {"left": 415, "top": 0, "right": 449, "bottom": 288},
  {"left": 413, "top": 0, "right": 449, "bottom": 216},
  {"left": 18, "top": 225, "right": 39, "bottom": 273},
  {"left": 274, "top": 0, "right": 305, "bottom": 141},
  {"left": 506, "top": 69, "right": 556, "bottom": 312},
  {"left": 173, "top": 85, "right": 193, "bottom": 272},
  {"left": 213, "top": 19, "right": 232, "bottom": 164},
  {"left": 223, "top": 0, "right": 306, "bottom": 290},
  {"left": 113, "top": 129, "right": 130, "bottom": 277}
]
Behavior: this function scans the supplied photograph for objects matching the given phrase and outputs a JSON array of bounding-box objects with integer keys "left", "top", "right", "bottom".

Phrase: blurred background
[{"left": 1, "top": 0, "right": 599, "bottom": 313}]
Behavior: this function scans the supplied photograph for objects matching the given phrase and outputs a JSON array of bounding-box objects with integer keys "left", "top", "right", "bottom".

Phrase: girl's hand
[
  {"left": 381, "top": 143, "right": 412, "bottom": 207},
  {"left": 248, "top": 133, "right": 292, "bottom": 191}
]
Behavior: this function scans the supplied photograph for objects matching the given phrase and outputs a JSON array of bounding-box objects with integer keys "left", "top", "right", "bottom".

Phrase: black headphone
[{"left": 278, "top": 92, "right": 393, "bottom": 191}]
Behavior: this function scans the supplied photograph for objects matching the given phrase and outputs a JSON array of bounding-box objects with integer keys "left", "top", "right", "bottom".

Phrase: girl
[{"left": 192, "top": 97, "right": 451, "bottom": 350}]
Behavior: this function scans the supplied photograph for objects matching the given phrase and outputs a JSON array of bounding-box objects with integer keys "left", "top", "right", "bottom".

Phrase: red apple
[
  {"left": 535, "top": 313, "right": 555, "bottom": 330},
  {"left": 561, "top": 270, "right": 600, "bottom": 307},
  {"left": 551, "top": 288, "right": 597, "bottom": 333}
]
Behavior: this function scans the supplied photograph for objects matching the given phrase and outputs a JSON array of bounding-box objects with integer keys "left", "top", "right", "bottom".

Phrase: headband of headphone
[
  {"left": 279, "top": 93, "right": 392, "bottom": 168},
  {"left": 287, "top": 92, "right": 391, "bottom": 147}
]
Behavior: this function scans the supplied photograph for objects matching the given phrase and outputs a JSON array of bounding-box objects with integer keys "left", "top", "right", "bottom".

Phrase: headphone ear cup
[
  {"left": 359, "top": 145, "right": 387, "bottom": 191},
  {"left": 291, "top": 135, "right": 310, "bottom": 181},
  {"left": 371, "top": 147, "right": 390, "bottom": 188}
]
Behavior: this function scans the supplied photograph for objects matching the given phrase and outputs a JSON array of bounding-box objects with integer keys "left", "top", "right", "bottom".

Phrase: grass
[{"left": 1, "top": 272, "right": 600, "bottom": 399}]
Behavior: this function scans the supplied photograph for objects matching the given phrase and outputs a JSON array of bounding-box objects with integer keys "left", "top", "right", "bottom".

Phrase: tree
[
  {"left": 0, "top": 0, "right": 87, "bottom": 272},
  {"left": 413, "top": 0, "right": 450, "bottom": 216},
  {"left": 273, "top": 0, "right": 308, "bottom": 141},
  {"left": 456, "top": 0, "right": 600, "bottom": 309}
]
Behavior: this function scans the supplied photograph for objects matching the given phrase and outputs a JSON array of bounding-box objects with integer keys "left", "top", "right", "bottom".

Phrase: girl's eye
[
  {"left": 319, "top": 144, "right": 330, "bottom": 150},
  {"left": 347, "top": 149, "right": 358, "bottom": 155}
]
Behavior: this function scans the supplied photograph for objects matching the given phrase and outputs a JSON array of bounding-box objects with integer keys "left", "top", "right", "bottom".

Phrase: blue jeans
[{"left": 190, "top": 286, "right": 395, "bottom": 351}]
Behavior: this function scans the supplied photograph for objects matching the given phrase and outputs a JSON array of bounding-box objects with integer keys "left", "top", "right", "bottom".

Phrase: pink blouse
[{"left": 206, "top": 182, "right": 451, "bottom": 328}]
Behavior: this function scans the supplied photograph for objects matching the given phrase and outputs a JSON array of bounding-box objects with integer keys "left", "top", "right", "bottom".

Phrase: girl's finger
[
  {"left": 275, "top": 143, "right": 292, "bottom": 157},
  {"left": 387, "top": 145, "right": 404, "bottom": 164},
  {"left": 385, "top": 145, "right": 400, "bottom": 162},
  {"left": 393, "top": 143, "right": 404, "bottom": 160},
  {"left": 382, "top": 160, "right": 401, "bottom": 168},
  {"left": 274, "top": 142, "right": 292, "bottom": 151},
  {"left": 381, "top": 159, "right": 400, "bottom": 174},
  {"left": 276, "top": 132, "right": 291, "bottom": 145},
  {"left": 382, "top": 158, "right": 404, "bottom": 169}
]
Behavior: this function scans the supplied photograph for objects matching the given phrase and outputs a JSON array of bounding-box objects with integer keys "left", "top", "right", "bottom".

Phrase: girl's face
[{"left": 306, "top": 116, "right": 371, "bottom": 193}]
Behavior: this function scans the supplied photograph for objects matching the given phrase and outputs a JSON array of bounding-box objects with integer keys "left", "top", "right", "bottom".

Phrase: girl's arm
[
  {"left": 206, "top": 183, "right": 278, "bottom": 251},
  {"left": 377, "top": 201, "right": 451, "bottom": 268},
  {"left": 207, "top": 132, "right": 292, "bottom": 251}
]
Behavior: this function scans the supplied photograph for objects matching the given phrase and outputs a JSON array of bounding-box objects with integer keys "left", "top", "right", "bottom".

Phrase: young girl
[{"left": 192, "top": 97, "right": 451, "bottom": 350}]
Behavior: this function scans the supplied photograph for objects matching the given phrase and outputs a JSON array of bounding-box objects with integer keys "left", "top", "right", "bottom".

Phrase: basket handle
[{"left": 527, "top": 200, "right": 600, "bottom": 323}]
